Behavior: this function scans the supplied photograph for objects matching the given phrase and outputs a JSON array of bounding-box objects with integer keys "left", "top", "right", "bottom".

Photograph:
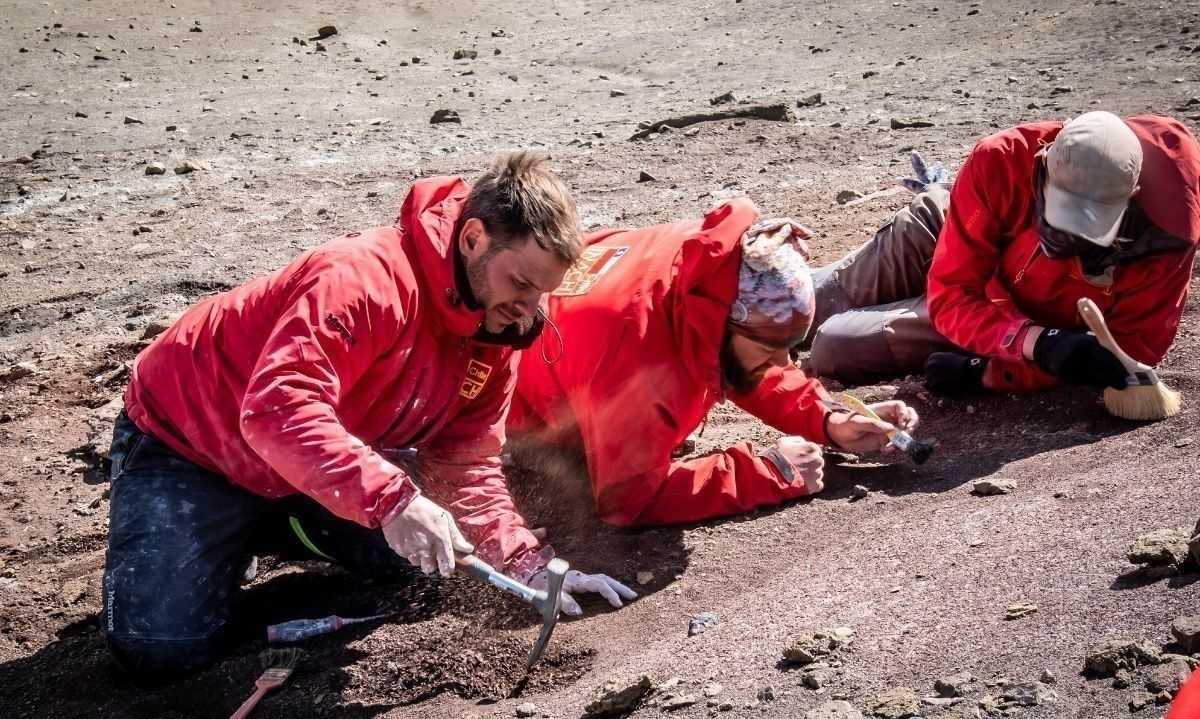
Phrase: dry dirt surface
[{"left": 3, "top": 0, "right": 1200, "bottom": 717}]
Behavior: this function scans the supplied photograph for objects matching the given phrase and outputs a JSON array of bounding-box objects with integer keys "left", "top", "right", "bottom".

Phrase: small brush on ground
[
  {"left": 1077, "top": 298, "right": 1181, "bottom": 421},
  {"left": 229, "top": 648, "right": 304, "bottom": 719},
  {"left": 839, "top": 393, "right": 936, "bottom": 464}
]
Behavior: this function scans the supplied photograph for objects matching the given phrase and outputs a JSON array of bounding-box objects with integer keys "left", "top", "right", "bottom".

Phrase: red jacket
[
  {"left": 1168, "top": 667, "right": 1200, "bottom": 719},
  {"left": 507, "top": 199, "right": 834, "bottom": 528},
  {"left": 125, "top": 177, "right": 546, "bottom": 579},
  {"left": 927, "top": 115, "right": 1200, "bottom": 392}
]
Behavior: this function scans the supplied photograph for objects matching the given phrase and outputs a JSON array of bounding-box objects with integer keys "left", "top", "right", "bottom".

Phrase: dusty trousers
[
  {"left": 803, "top": 185, "right": 958, "bottom": 385},
  {"left": 101, "top": 412, "right": 415, "bottom": 683}
]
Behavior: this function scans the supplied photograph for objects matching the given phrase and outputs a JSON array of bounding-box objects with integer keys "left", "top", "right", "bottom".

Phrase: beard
[
  {"left": 465, "top": 247, "right": 535, "bottom": 335},
  {"left": 720, "top": 332, "right": 764, "bottom": 394}
]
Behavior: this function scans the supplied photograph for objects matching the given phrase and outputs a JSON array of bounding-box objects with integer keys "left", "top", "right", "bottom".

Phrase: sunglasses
[{"left": 1034, "top": 161, "right": 1099, "bottom": 259}]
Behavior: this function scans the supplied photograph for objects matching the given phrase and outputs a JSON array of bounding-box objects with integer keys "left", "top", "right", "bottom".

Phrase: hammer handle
[{"left": 454, "top": 551, "right": 538, "bottom": 603}]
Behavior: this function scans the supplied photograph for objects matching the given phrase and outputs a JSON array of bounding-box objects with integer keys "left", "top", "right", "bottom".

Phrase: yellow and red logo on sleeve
[{"left": 553, "top": 246, "right": 628, "bottom": 297}]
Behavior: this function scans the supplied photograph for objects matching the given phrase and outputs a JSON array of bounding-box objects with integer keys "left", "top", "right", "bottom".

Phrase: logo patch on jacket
[
  {"left": 459, "top": 359, "right": 493, "bottom": 399},
  {"left": 553, "top": 246, "right": 628, "bottom": 297}
]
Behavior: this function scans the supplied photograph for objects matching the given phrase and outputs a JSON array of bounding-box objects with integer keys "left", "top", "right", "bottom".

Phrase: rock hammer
[{"left": 454, "top": 551, "right": 569, "bottom": 669}]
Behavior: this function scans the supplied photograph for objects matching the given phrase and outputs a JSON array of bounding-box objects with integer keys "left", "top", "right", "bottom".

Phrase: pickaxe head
[{"left": 526, "top": 558, "right": 568, "bottom": 669}]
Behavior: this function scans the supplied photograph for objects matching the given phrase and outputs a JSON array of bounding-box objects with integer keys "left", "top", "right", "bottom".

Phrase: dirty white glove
[
  {"left": 382, "top": 495, "right": 474, "bottom": 577},
  {"left": 742, "top": 217, "right": 814, "bottom": 247},
  {"left": 529, "top": 568, "right": 638, "bottom": 616},
  {"left": 896, "top": 150, "right": 950, "bottom": 194}
]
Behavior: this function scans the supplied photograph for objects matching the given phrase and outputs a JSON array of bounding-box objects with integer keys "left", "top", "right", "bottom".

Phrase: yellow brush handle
[
  {"left": 1076, "top": 298, "right": 1150, "bottom": 375},
  {"left": 838, "top": 393, "right": 878, "bottom": 420}
]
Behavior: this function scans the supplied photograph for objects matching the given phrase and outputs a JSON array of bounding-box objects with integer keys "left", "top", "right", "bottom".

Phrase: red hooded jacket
[
  {"left": 124, "top": 177, "right": 546, "bottom": 580},
  {"left": 1167, "top": 667, "right": 1200, "bottom": 719},
  {"left": 927, "top": 115, "right": 1200, "bottom": 392},
  {"left": 506, "top": 199, "right": 834, "bottom": 528}
]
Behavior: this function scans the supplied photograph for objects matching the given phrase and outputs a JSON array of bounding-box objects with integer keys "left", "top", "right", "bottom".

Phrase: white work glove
[
  {"left": 529, "top": 568, "right": 639, "bottom": 617},
  {"left": 382, "top": 495, "right": 474, "bottom": 577}
]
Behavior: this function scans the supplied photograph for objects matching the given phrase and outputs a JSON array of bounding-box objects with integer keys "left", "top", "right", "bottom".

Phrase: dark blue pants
[{"left": 102, "top": 412, "right": 411, "bottom": 683}]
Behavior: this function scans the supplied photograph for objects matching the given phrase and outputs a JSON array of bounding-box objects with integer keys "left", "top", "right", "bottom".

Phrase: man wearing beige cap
[{"left": 803, "top": 111, "right": 1200, "bottom": 395}]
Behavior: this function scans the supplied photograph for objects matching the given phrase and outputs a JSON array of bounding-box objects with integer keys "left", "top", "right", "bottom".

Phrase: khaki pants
[{"left": 804, "top": 185, "right": 958, "bottom": 385}]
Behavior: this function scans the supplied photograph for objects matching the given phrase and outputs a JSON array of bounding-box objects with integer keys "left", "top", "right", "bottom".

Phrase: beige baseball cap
[{"left": 1043, "top": 111, "right": 1143, "bottom": 247}]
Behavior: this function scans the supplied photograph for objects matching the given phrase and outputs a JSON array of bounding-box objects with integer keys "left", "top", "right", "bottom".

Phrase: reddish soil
[{"left": 2, "top": 0, "right": 1200, "bottom": 717}]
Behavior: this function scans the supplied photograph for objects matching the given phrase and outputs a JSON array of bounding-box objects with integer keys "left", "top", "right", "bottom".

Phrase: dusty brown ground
[{"left": 3, "top": 0, "right": 1200, "bottom": 717}]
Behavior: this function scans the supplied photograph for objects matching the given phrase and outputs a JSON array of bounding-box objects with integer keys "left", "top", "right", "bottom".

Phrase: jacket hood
[
  {"left": 667, "top": 198, "right": 761, "bottom": 379},
  {"left": 1125, "top": 115, "right": 1200, "bottom": 246},
  {"left": 396, "top": 176, "right": 485, "bottom": 338}
]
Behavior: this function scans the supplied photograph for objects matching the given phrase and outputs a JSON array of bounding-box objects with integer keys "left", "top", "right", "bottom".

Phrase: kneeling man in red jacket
[
  {"left": 103, "top": 153, "right": 633, "bottom": 682},
  {"left": 507, "top": 201, "right": 919, "bottom": 528}
]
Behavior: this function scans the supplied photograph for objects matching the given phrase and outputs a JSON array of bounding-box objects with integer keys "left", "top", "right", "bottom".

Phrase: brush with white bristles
[{"left": 1076, "top": 297, "right": 1181, "bottom": 421}]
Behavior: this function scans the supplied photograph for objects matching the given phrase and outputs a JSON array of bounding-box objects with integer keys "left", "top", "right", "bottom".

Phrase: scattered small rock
[
  {"left": 636, "top": 571, "right": 654, "bottom": 585},
  {"left": 3, "top": 362, "right": 37, "bottom": 381},
  {"left": 145, "top": 162, "right": 166, "bottom": 176},
  {"left": 1039, "top": 669, "right": 1056, "bottom": 684},
  {"left": 784, "top": 628, "right": 854, "bottom": 665},
  {"left": 1171, "top": 616, "right": 1200, "bottom": 653},
  {"left": 637, "top": 170, "right": 657, "bottom": 183},
  {"left": 972, "top": 478, "right": 1016, "bottom": 496},
  {"left": 850, "top": 484, "right": 870, "bottom": 500},
  {"left": 75, "top": 111, "right": 88, "bottom": 118},
  {"left": 689, "top": 612, "right": 717, "bottom": 637},
  {"left": 1005, "top": 603, "right": 1038, "bottom": 620},
  {"left": 920, "top": 697, "right": 958, "bottom": 709},
  {"left": 1113, "top": 669, "right": 1132, "bottom": 689},
  {"left": 430, "top": 109, "right": 461, "bottom": 124},
  {"left": 796, "top": 92, "right": 824, "bottom": 107},
  {"left": 935, "top": 673, "right": 975, "bottom": 698},
  {"left": 609, "top": 89, "right": 626, "bottom": 97},
  {"left": 1000, "top": 682, "right": 1052, "bottom": 707},
  {"left": 1145, "top": 655, "right": 1192, "bottom": 695},
  {"left": 836, "top": 189, "right": 864, "bottom": 204},
  {"left": 710, "top": 91, "right": 736, "bottom": 106},
  {"left": 584, "top": 674, "right": 653, "bottom": 716},
  {"left": 757, "top": 686, "right": 777, "bottom": 702},
  {"left": 702, "top": 681, "right": 723, "bottom": 697},
  {"left": 58, "top": 578, "right": 87, "bottom": 606},
  {"left": 868, "top": 687, "right": 919, "bottom": 719},
  {"left": 316, "top": 25, "right": 337, "bottom": 38},
  {"left": 1128, "top": 528, "right": 1191, "bottom": 567},
  {"left": 890, "top": 117, "right": 934, "bottom": 129},
  {"left": 123, "top": 116, "right": 143, "bottom": 125},
  {"left": 1085, "top": 640, "right": 1162, "bottom": 676},
  {"left": 1129, "top": 692, "right": 1156, "bottom": 712},
  {"left": 803, "top": 670, "right": 829, "bottom": 690},
  {"left": 453, "top": 48, "right": 478, "bottom": 60},
  {"left": 514, "top": 702, "right": 536, "bottom": 718},
  {"left": 806, "top": 701, "right": 865, "bottom": 719},
  {"left": 174, "top": 159, "right": 211, "bottom": 174},
  {"left": 142, "top": 315, "right": 179, "bottom": 340},
  {"left": 661, "top": 694, "right": 697, "bottom": 711}
]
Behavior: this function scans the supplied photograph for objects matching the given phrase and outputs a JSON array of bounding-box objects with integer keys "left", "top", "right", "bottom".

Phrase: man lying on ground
[
  {"left": 505, "top": 200, "right": 918, "bottom": 528},
  {"left": 103, "top": 152, "right": 633, "bottom": 682},
  {"left": 802, "top": 111, "right": 1200, "bottom": 396}
]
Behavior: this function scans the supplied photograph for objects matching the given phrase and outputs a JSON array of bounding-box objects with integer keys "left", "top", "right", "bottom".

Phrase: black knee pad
[{"left": 106, "top": 633, "right": 220, "bottom": 685}]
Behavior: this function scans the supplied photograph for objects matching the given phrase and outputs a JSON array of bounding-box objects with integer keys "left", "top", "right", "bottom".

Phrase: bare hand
[
  {"left": 826, "top": 401, "right": 919, "bottom": 453},
  {"left": 381, "top": 496, "right": 474, "bottom": 577},
  {"left": 774, "top": 436, "right": 825, "bottom": 494}
]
